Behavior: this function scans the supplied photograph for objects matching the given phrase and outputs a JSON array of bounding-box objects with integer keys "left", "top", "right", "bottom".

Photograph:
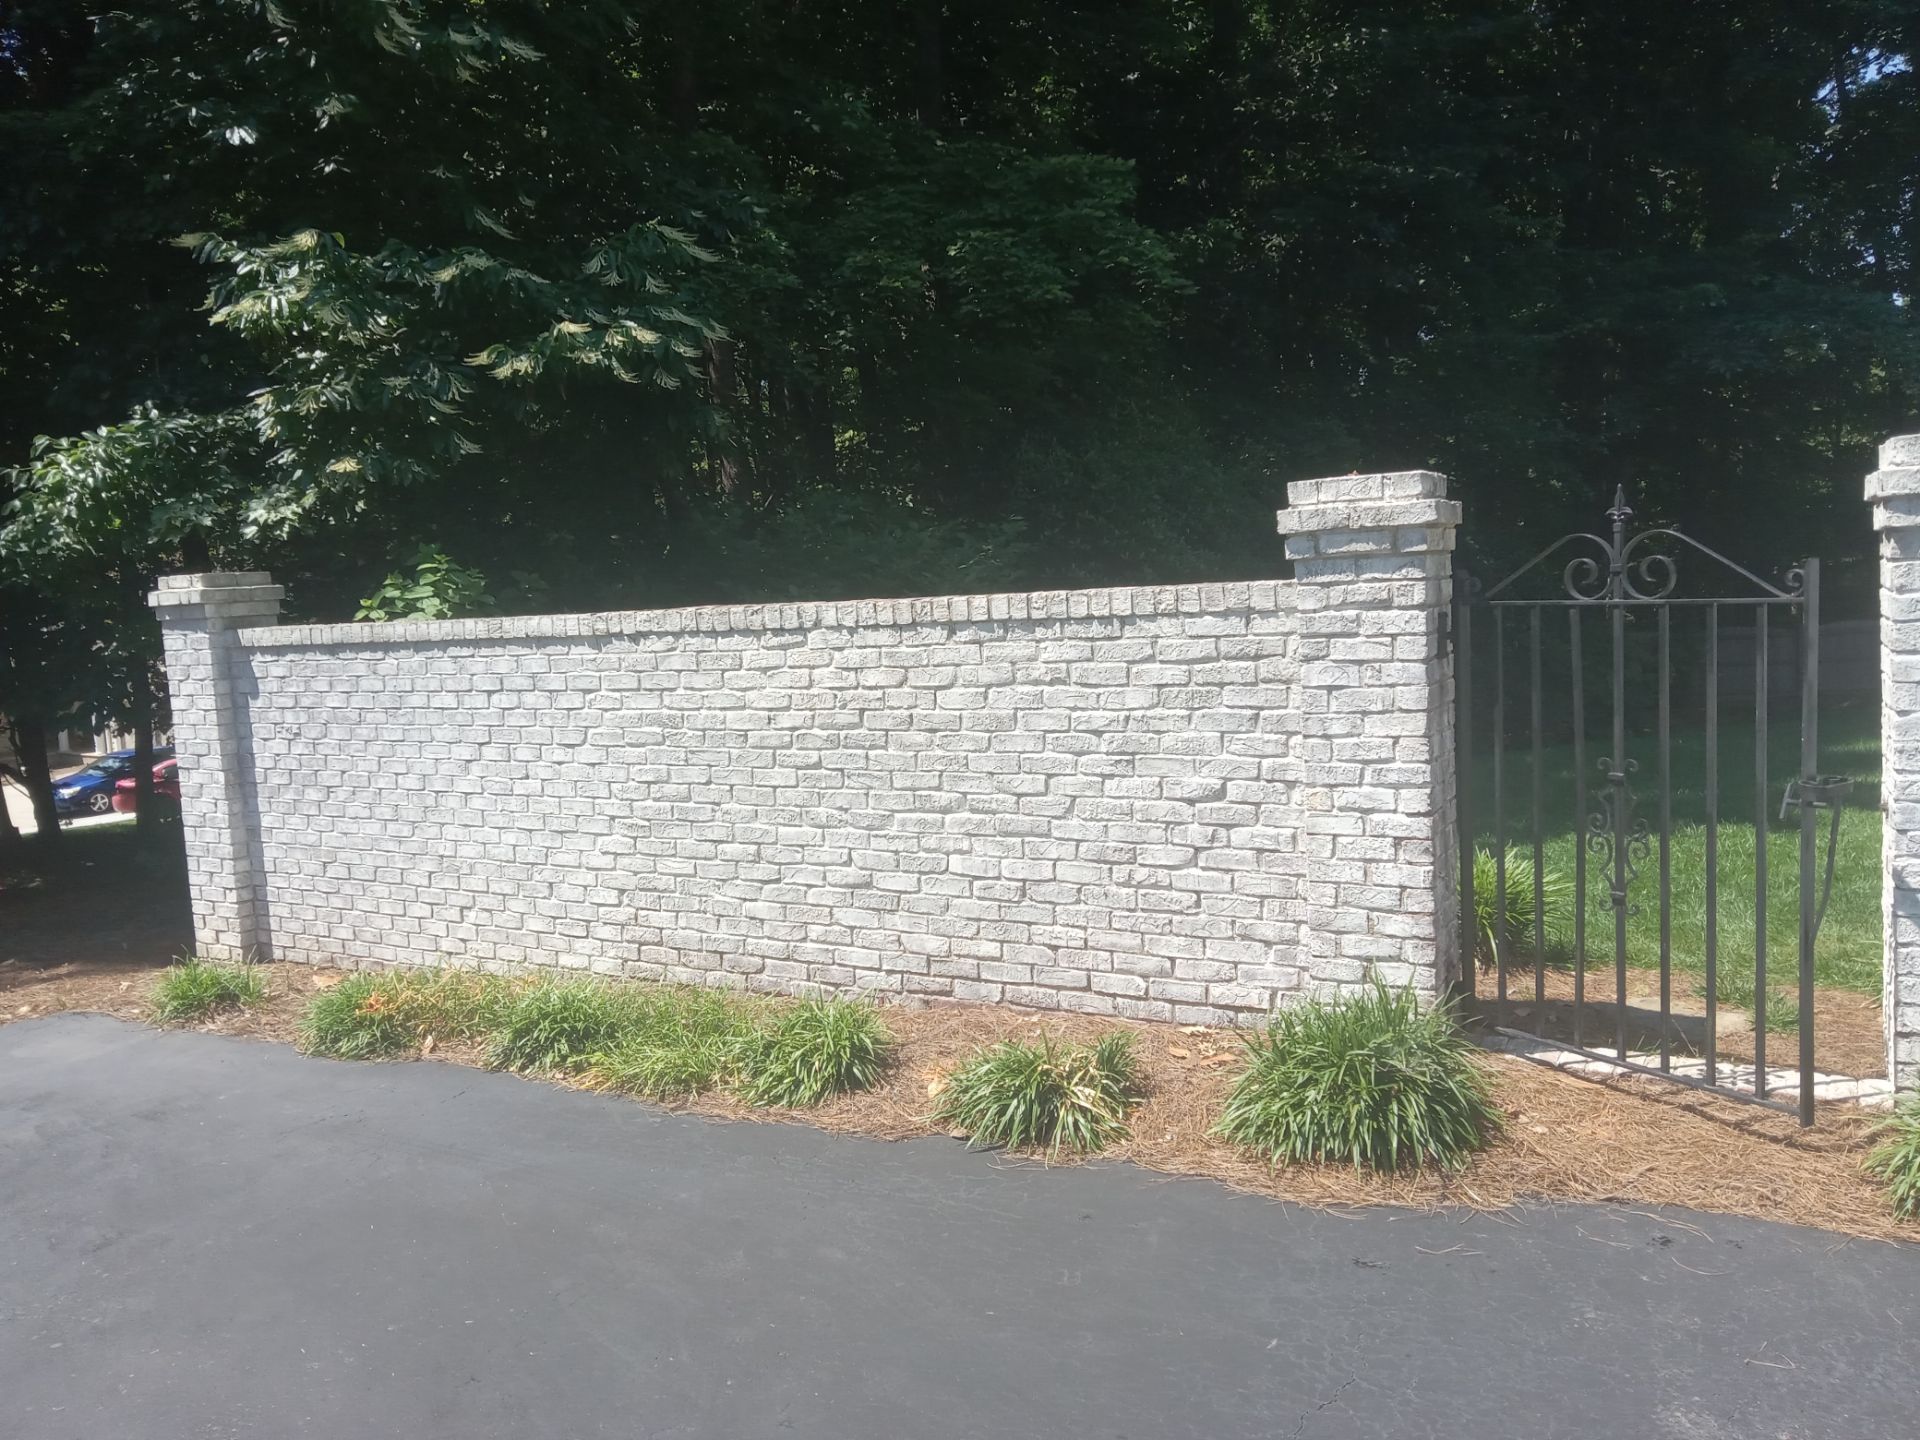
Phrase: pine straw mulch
[{"left": 1, "top": 957, "right": 1910, "bottom": 1244}]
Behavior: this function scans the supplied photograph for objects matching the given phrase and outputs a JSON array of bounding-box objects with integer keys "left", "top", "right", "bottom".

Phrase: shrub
[
  {"left": 738, "top": 997, "right": 892, "bottom": 1107},
  {"left": 485, "top": 978, "right": 638, "bottom": 1073},
  {"left": 1865, "top": 1097, "right": 1920, "bottom": 1222},
  {"left": 1214, "top": 982, "right": 1497, "bottom": 1172},
  {"left": 1471, "top": 847, "right": 1571, "bottom": 967},
  {"left": 149, "top": 959, "right": 265, "bottom": 1022},
  {"left": 933, "top": 1032, "right": 1140, "bottom": 1155}
]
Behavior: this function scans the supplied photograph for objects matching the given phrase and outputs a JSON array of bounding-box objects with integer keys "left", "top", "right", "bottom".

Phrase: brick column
[
  {"left": 149, "top": 572, "right": 283, "bottom": 961},
  {"left": 1277, "top": 472, "right": 1462, "bottom": 1000},
  {"left": 1871, "top": 434, "right": 1920, "bottom": 1090}
]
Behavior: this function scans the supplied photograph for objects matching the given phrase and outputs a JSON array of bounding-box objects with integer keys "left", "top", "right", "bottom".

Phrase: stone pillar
[
  {"left": 149, "top": 572, "right": 283, "bottom": 961},
  {"left": 1871, "top": 434, "right": 1920, "bottom": 1090},
  {"left": 1277, "top": 472, "right": 1462, "bottom": 1000}
]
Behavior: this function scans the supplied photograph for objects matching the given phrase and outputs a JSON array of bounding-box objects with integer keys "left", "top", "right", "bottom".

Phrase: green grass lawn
[{"left": 1464, "top": 700, "right": 1883, "bottom": 997}]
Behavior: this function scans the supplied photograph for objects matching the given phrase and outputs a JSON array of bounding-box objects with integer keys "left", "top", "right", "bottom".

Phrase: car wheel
[{"left": 87, "top": 792, "right": 114, "bottom": 814}]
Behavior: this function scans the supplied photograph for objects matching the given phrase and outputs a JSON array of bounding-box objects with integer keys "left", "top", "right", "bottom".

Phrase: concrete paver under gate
[{"left": 1, "top": 1014, "right": 1913, "bottom": 1439}]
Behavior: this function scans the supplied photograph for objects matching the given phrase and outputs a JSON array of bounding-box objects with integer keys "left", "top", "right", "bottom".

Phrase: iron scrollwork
[
  {"left": 1587, "top": 756, "right": 1651, "bottom": 912},
  {"left": 1486, "top": 486, "right": 1805, "bottom": 606}
]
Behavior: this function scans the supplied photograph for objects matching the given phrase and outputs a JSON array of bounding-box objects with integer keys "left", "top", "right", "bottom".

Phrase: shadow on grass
[{"left": 0, "top": 822, "right": 190, "bottom": 971}]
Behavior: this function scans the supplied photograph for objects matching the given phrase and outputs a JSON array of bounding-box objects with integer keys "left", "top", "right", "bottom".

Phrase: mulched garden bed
[{"left": 3, "top": 954, "right": 1907, "bottom": 1244}]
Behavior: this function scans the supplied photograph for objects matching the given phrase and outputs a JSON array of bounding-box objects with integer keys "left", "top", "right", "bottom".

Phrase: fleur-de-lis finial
[{"left": 1607, "top": 485, "right": 1633, "bottom": 530}]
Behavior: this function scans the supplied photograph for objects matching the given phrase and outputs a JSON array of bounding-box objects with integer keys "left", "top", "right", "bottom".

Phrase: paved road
[{"left": 2, "top": 1014, "right": 1913, "bottom": 1439}]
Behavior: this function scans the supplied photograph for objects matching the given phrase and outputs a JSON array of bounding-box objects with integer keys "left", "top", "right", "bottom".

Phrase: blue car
[{"left": 52, "top": 747, "right": 176, "bottom": 817}]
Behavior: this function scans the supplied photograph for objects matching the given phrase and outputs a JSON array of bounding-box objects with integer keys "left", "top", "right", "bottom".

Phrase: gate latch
[{"left": 1781, "top": 775, "right": 1855, "bottom": 939}]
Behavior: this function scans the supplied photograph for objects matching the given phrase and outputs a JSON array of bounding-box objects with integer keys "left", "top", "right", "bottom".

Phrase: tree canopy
[{"left": 2, "top": 1, "right": 1916, "bottom": 807}]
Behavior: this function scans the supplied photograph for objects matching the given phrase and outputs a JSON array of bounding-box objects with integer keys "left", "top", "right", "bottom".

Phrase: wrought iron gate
[{"left": 1454, "top": 490, "right": 1849, "bottom": 1125}]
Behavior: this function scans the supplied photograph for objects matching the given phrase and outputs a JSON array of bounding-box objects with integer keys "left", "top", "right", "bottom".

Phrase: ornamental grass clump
[
  {"left": 485, "top": 978, "right": 640, "bottom": 1073},
  {"left": 1214, "top": 982, "right": 1497, "bottom": 1172},
  {"left": 1864, "top": 1097, "right": 1920, "bottom": 1223},
  {"left": 298, "top": 969, "right": 502, "bottom": 1059},
  {"left": 587, "top": 987, "right": 759, "bottom": 1099},
  {"left": 149, "top": 958, "right": 266, "bottom": 1022},
  {"left": 933, "top": 1032, "right": 1140, "bottom": 1156},
  {"left": 299, "top": 973, "right": 419, "bottom": 1059},
  {"left": 737, "top": 996, "right": 892, "bottom": 1107}
]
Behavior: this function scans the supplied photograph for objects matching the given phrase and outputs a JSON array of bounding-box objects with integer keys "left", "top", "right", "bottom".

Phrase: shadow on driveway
[{"left": 1, "top": 1014, "right": 1913, "bottom": 1439}]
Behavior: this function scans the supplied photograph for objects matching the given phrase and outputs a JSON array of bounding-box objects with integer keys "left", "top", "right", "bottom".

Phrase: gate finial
[{"left": 1607, "top": 485, "right": 1633, "bottom": 529}]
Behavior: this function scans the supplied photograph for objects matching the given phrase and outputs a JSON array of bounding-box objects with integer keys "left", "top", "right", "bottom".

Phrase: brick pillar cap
[
  {"left": 154, "top": 571, "right": 274, "bottom": 592},
  {"left": 1285, "top": 470, "right": 1447, "bottom": 507},
  {"left": 1866, "top": 434, "right": 1920, "bottom": 522},
  {"left": 1277, "top": 497, "right": 1460, "bottom": 536},
  {"left": 1866, "top": 433, "right": 1920, "bottom": 514},
  {"left": 1277, "top": 470, "right": 1459, "bottom": 538},
  {"left": 149, "top": 571, "right": 284, "bottom": 612}
]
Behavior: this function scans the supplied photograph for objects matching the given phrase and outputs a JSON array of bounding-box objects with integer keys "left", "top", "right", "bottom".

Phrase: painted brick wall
[
  {"left": 233, "top": 585, "right": 1313, "bottom": 1022},
  {"left": 153, "top": 472, "right": 1462, "bottom": 1024},
  {"left": 1871, "top": 433, "right": 1920, "bottom": 1088}
]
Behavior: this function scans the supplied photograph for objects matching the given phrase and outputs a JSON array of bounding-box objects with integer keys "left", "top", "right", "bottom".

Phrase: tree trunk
[
  {"left": 12, "top": 718, "right": 61, "bottom": 847},
  {"left": 799, "top": 378, "right": 835, "bottom": 485},
  {"left": 180, "top": 529, "right": 212, "bottom": 572},
  {"left": 131, "top": 682, "right": 156, "bottom": 836},
  {"left": 0, "top": 762, "right": 21, "bottom": 849},
  {"left": 705, "top": 338, "right": 742, "bottom": 496},
  {"left": 910, "top": 0, "right": 944, "bottom": 130}
]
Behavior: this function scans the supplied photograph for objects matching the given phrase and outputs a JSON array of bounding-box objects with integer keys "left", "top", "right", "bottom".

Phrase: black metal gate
[{"left": 1455, "top": 491, "right": 1849, "bottom": 1125}]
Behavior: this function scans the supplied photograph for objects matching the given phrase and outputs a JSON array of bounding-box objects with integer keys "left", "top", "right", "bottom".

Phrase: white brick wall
[
  {"left": 1279, "top": 471, "right": 1462, "bottom": 1000},
  {"left": 150, "top": 573, "right": 286, "bottom": 961},
  {"left": 152, "top": 479, "right": 1463, "bottom": 1023},
  {"left": 1871, "top": 433, "right": 1920, "bottom": 1088}
]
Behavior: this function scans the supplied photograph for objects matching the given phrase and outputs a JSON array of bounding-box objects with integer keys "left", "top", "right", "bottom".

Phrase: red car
[{"left": 111, "top": 758, "right": 181, "bottom": 815}]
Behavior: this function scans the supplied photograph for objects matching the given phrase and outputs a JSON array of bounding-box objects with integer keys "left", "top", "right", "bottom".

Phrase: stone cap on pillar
[
  {"left": 1276, "top": 470, "right": 1460, "bottom": 562},
  {"left": 1867, "top": 434, "right": 1920, "bottom": 531},
  {"left": 148, "top": 571, "right": 285, "bottom": 623}
]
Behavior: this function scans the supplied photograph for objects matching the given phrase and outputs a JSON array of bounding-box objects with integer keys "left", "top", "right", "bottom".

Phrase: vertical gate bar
[
  {"left": 1658, "top": 606, "right": 1673, "bottom": 1072},
  {"left": 1704, "top": 604, "right": 1719, "bottom": 1087},
  {"left": 1494, "top": 609, "right": 1508, "bottom": 1017},
  {"left": 1531, "top": 606, "right": 1546, "bottom": 1018},
  {"left": 1611, "top": 589, "right": 1628, "bottom": 1062},
  {"left": 1754, "top": 606, "right": 1770, "bottom": 1097},
  {"left": 1571, "top": 609, "right": 1587, "bottom": 1048},
  {"left": 1797, "top": 560, "right": 1821, "bottom": 1126},
  {"left": 1455, "top": 576, "right": 1476, "bottom": 1003}
]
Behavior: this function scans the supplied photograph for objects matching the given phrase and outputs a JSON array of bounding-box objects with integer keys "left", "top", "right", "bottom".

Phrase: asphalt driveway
[{"left": 2, "top": 1014, "right": 1914, "bottom": 1439}]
